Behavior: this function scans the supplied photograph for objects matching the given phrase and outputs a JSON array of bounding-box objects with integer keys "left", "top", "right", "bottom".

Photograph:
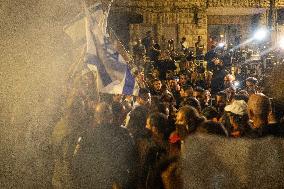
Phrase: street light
[
  {"left": 253, "top": 28, "right": 268, "bottom": 41},
  {"left": 279, "top": 37, "right": 284, "bottom": 49},
  {"left": 218, "top": 42, "right": 225, "bottom": 48}
]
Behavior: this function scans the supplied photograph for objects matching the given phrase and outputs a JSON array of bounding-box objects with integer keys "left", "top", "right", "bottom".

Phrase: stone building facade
[{"left": 109, "top": 0, "right": 284, "bottom": 51}]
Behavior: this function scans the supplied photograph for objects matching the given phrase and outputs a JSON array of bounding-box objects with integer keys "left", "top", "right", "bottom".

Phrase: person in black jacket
[{"left": 73, "top": 102, "right": 138, "bottom": 189}]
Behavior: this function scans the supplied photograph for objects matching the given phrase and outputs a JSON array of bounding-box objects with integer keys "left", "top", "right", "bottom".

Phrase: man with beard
[
  {"left": 210, "top": 57, "right": 228, "bottom": 94},
  {"left": 169, "top": 106, "right": 205, "bottom": 156},
  {"left": 215, "top": 91, "right": 227, "bottom": 118},
  {"left": 245, "top": 77, "right": 258, "bottom": 96},
  {"left": 167, "top": 77, "right": 181, "bottom": 107},
  {"left": 245, "top": 93, "right": 284, "bottom": 138},
  {"left": 150, "top": 78, "right": 163, "bottom": 97}
]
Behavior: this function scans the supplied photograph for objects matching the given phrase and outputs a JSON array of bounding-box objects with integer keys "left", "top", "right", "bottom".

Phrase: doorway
[{"left": 208, "top": 24, "right": 241, "bottom": 49}]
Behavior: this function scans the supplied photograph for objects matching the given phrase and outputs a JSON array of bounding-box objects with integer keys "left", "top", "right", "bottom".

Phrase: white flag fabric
[
  {"left": 84, "top": 2, "right": 139, "bottom": 95},
  {"left": 64, "top": 2, "right": 138, "bottom": 95}
]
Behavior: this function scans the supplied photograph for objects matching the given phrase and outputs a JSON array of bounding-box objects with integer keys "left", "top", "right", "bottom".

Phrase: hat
[{"left": 224, "top": 100, "right": 248, "bottom": 116}]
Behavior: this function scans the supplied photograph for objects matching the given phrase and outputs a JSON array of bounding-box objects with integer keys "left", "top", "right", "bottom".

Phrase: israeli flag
[{"left": 84, "top": 2, "right": 139, "bottom": 95}]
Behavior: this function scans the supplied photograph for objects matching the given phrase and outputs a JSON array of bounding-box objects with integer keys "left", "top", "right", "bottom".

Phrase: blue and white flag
[{"left": 84, "top": 2, "right": 139, "bottom": 95}]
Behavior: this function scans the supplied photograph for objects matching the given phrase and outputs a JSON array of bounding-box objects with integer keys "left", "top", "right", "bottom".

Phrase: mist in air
[
  {"left": 0, "top": 0, "right": 85, "bottom": 187},
  {"left": 1, "top": 0, "right": 284, "bottom": 188}
]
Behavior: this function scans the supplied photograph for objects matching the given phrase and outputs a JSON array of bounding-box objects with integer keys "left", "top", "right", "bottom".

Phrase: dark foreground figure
[
  {"left": 72, "top": 103, "right": 138, "bottom": 189},
  {"left": 183, "top": 134, "right": 284, "bottom": 189}
]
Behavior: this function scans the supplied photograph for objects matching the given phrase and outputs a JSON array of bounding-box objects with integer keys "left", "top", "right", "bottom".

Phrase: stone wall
[
  {"left": 112, "top": 0, "right": 208, "bottom": 51},
  {"left": 110, "top": 0, "right": 282, "bottom": 50}
]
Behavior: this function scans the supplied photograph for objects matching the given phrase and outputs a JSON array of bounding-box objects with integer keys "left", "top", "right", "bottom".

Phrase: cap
[{"left": 224, "top": 100, "right": 248, "bottom": 116}]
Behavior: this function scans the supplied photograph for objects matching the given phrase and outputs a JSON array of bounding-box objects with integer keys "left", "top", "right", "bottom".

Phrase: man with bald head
[{"left": 246, "top": 93, "right": 282, "bottom": 137}]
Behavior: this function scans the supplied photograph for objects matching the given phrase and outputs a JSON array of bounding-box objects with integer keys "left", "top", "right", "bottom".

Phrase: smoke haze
[{"left": 0, "top": 0, "right": 83, "bottom": 187}]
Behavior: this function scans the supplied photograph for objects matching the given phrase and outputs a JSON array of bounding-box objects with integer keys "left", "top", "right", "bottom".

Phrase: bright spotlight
[
  {"left": 253, "top": 28, "right": 268, "bottom": 41},
  {"left": 279, "top": 37, "right": 284, "bottom": 49},
  {"left": 218, "top": 42, "right": 225, "bottom": 48},
  {"left": 234, "top": 81, "right": 240, "bottom": 88}
]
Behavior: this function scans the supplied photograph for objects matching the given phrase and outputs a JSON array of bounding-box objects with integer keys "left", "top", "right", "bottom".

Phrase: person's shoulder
[
  {"left": 200, "top": 120, "right": 228, "bottom": 136},
  {"left": 264, "top": 123, "right": 284, "bottom": 137},
  {"left": 117, "top": 125, "right": 131, "bottom": 136},
  {"left": 202, "top": 120, "right": 221, "bottom": 127}
]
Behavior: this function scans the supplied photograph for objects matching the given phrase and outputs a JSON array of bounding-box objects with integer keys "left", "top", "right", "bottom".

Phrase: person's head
[
  {"left": 204, "top": 71, "right": 213, "bottom": 82},
  {"left": 113, "top": 94, "right": 123, "bottom": 103},
  {"left": 193, "top": 87, "right": 205, "bottom": 102},
  {"left": 216, "top": 91, "right": 227, "bottom": 107},
  {"left": 128, "top": 106, "right": 149, "bottom": 137},
  {"left": 191, "top": 71, "right": 198, "bottom": 82},
  {"left": 197, "top": 36, "right": 202, "bottom": 41},
  {"left": 124, "top": 95, "right": 133, "bottom": 102},
  {"left": 203, "top": 90, "right": 211, "bottom": 104},
  {"left": 227, "top": 112, "right": 249, "bottom": 137},
  {"left": 167, "top": 77, "right": 178, "bottom": 90},
  {"left": 246, "top": 77, "right": 258, "bottom": 95},
  {"left": 247, "top": 93, "right": 271, "bottom": 128},
  {"left": 168, "top": 39, "right": 174, "bottom": 45},
  {"left": 238, "top": 90, "right": 249, "bottom": 98},
  {"left": 180, "top": 97, "right": 202, "bottom": 113},
  {"left": 136, "top": 38, "right": 142, "bottom": 45},
  {"left": 151, "top": 68, "right": 160, "bottom": 79},
  {"left": 153, "top": 43, "right": 161, "bottom": 50},
  {"left": 150, "top": 39, "right": 155, "bottom": 46},
  {"left": 78, "top": 70, "right": 96, "bottom": 99},
  {"left": 166, "top": 70, "right": 175, "bottom": 80},
  {"left": 146, "top": 113, "right": 168, "bottom": 141},
  {"left": 224, "top": 74, "right": 235, "bottom": 89},
  {"left": 202, "top": 107, "right": 219, "bottom": 122},
  {"left": 150, "top": 102, "right": 170, "bottom": 118},
  {"left": 94, "top": 102, "right": 113, "bottom": 126},
  {"left": 181, "top": 37, "right": 186, "bottom": 42},
  {"left": 137, "top": 88, "right": 151, "bottom": 106},
  {"left": 180, "top": 85, "right": 193, "bottom": 98},
  {"left": 179, "top": 71, "right": 189, "bottom": 86},
  {"left": 112, "top": 102, "right": 126, "bottom": 126},
  {"left": 224, "top": 100, "right": 248, "bottom": 131},
  {"left": 152, "top": 78, "right": 162, "bottom": 92},
  {"left": 212, "top": 57, "right": 223, "bottom": 66},
  {"left": 160, "top": 90, "right": 175, "bottom": 105},
  {"left": 175, "top": 106, "right": 204, "bottom": 139}
]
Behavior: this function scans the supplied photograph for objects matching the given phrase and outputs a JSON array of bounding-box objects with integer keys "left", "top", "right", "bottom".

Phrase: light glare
[
  {"left": 218, "top": 42, "right": 225, "bottom": 47},
  {"left": 279, "top": 37, "right": 284, "bottom": 49},
  {"left": 253, "top": 28, "right": 268, "bottom": 41}
]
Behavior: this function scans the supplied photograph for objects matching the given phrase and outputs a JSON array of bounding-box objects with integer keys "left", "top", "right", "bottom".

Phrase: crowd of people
[{"left": 51, "top": 31, "right": 284, "bottom": 189}]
